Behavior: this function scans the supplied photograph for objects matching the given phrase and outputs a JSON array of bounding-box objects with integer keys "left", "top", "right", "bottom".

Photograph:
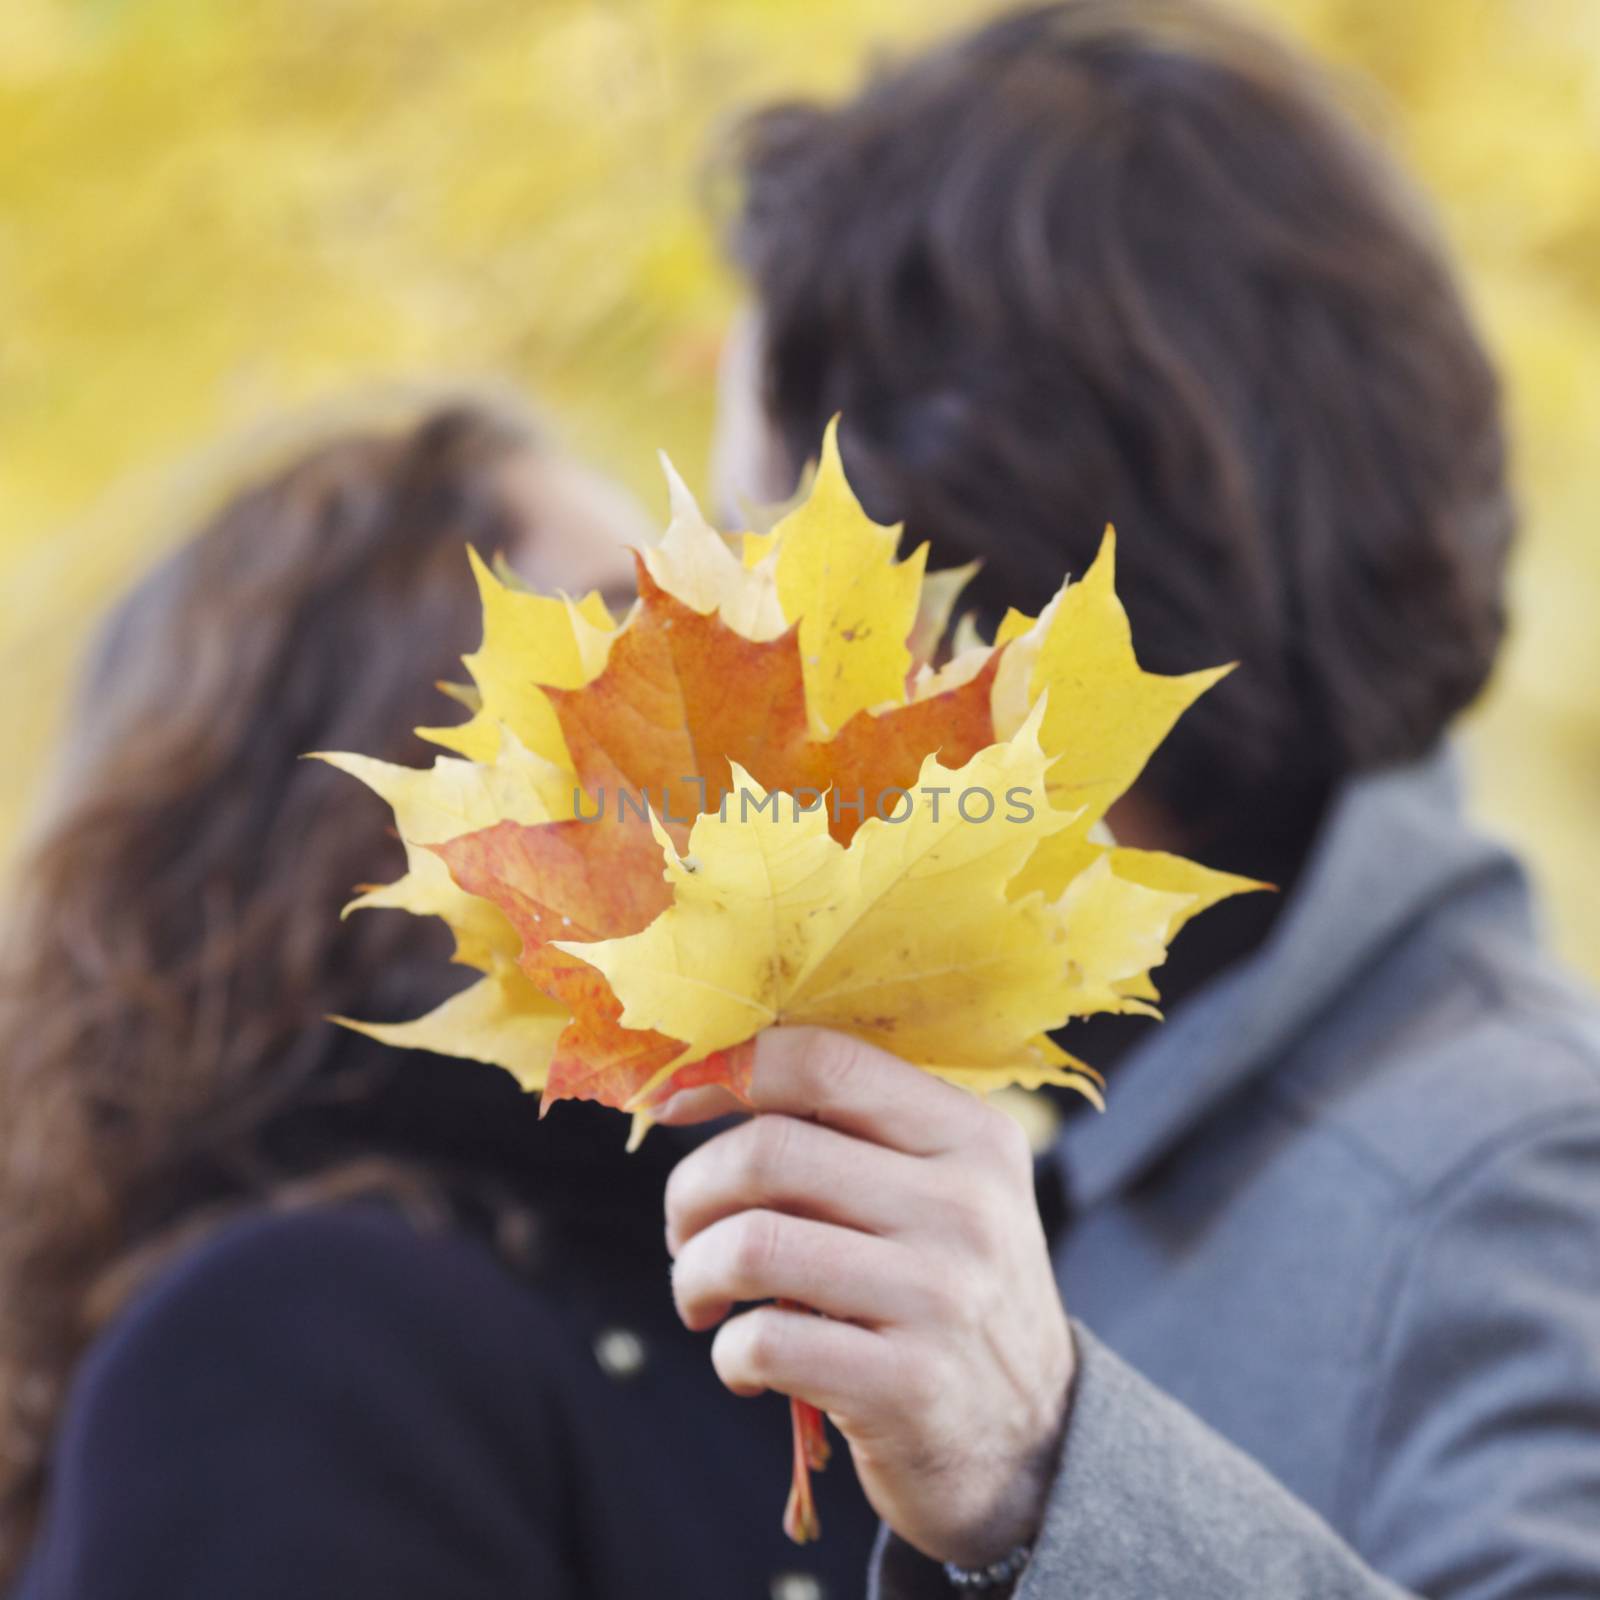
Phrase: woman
[{"left": 0, "top": 401, "right": 883, "bottom": 1598}]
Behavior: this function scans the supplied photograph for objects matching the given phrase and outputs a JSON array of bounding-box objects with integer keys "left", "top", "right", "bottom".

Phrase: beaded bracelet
[{"left": 942, "top": 1543, "right": 1032, "bottom": 1591}]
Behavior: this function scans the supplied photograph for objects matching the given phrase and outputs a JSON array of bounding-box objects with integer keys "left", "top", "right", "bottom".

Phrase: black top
[{"left": 14, "top": 1066, "right": 880, "bottom": 1600}]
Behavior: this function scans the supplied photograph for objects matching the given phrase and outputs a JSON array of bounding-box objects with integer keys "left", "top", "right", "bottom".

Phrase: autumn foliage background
[{"left": 2, "top": 0, "right": 1598, "bottom": 973}]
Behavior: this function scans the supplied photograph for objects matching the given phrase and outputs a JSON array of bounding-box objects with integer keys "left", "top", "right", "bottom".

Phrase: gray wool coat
[{"left": 876, "top": 747, "right": 1600, "bottom": 1598}]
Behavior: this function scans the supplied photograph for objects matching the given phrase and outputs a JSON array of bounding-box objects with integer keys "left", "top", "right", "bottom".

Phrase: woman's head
[
  {"left": 716, "top": 0, "right": 1514, "bottom": 854},
  {"left": 17, "top": 405, "right": 540, "bottom": 1160},
  {"left": 0, "top": 398, "right": 639, "bottom": 1570}
]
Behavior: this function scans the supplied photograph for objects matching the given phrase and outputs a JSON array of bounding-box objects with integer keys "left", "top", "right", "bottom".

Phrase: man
[{"left": 659, "top": 1, "right": 1600, "bottom": 1595}]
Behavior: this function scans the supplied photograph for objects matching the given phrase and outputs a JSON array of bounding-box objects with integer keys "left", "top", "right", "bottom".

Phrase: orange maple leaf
[{"left": 545, "top": 559, "right": 1003, "bottom": 849}]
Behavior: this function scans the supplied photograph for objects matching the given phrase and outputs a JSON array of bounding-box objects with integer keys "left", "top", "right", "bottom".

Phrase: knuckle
[
  {"left": 729, "top": 1210, "right": 781, "bottom": 1283},
  {"left": 978, "top": 1106, "right": 1032, "bottom": 1174},
  {"left": 669, "top": 1249, "right": 701, "bottom": 1319},
  {"left": 955, "top": 1191, "right": 994, "bottom": 1251},
  {"left": 725, "top": 1127, "right": 764, "bottom": 1199},
  {"left": 749, "top": 1112, "right": 796, "bottom": 1180},
  {"left": 662, "top": 1157, "right": 696, "bottom": 1229},
  {"left": 709, "top": 1332, "right": 741, "bottom": 1387},
  {"left": 799, "top": 1028, "right": 860, "bottom": 1101},
  {"left": 924, "top": 1178, "right": 974, "bottom": 1236},
  {"left": 740, "top": 1307, "right": 787, "bottom": 1376},
  {"left": 942, "top": 1172, "right": 1004, "bottom": 1255}
]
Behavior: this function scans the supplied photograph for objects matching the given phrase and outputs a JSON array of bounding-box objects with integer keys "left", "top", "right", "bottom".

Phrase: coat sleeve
[
  {"left": 873, "top": 1108, "right": 1600, "bottom": 1600},
  {"left": 17, "top": 1207, "right": 580, "bottom": 1600},
  {"left": 872, "top": 1322, "right": 1411, "bottom": 1600}
]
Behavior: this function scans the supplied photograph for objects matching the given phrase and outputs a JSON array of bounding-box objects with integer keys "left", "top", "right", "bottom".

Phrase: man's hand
[{"left": 656, "top": 1027, "right": 1074, "bottom": 1568}]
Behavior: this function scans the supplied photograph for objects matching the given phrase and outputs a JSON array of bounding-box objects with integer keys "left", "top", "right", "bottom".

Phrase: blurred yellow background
[{"left": 3, "top": 0, "right": 1597, "bottom": 970}]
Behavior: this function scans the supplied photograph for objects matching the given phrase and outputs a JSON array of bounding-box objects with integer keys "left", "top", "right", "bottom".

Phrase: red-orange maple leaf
[
  {"left": 546, "top": 558, "right": 1004, "bottom": 848},
  {"left": 546, "top": 560, "right": 813, "bottom": 838}
]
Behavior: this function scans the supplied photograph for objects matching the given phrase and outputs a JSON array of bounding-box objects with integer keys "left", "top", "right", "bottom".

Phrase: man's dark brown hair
[{"left": 726, "top": 0, "right": 1513, "bottom": 861}]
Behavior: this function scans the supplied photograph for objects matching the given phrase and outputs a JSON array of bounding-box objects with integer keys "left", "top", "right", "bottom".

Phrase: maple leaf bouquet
[{"left": 320, "top": 420, "right": 1256, "bottom": 1541}]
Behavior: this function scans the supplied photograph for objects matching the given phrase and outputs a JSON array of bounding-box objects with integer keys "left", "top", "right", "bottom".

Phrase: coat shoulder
[{"left": 1268, "top": 908, "right": 1600, "bottom": 1204}]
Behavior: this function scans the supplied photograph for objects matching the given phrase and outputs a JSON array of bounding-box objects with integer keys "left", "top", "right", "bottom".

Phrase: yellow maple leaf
[
  {"left": 1093, "top": 847, "right": 1269, "bottom": 1004},
  {"left": 907, "top": 557, "right": 980, "bottom": 665},
  {"left": 1048, "top": 853, "right": 1197, "bottom": 1019},
  {"left": 994, "top": 528, "right": 1231, "bottom": 828},
  {"left": 640, "top": 455, "right": 787, "bottom": 641},
  {"left": 334, "top": 956, "right": 567, "bottom": 1094},
  {"left": 994, "top": 527, "right": 1234, "bottom": 900},
  {"left": 772, "top": 417, "right": 928, "bottom": 735},
  {"left": 419, "top": 545, "right": 617, "bottom": 765},
  {"left": 559, "top": 708, "right": 1105, "bottom": 1107}
]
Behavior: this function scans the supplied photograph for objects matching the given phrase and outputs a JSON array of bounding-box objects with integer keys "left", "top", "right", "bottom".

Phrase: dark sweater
[{"left": 15, "top": 1090, "right": 879, "bottom": 1600}]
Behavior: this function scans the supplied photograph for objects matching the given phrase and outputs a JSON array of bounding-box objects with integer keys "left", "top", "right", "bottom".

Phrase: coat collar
[{"left": 1053, "top": 744, "right": 1533, "bottom": 1211}]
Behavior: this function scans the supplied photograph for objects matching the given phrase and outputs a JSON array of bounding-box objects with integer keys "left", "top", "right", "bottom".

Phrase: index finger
[{"left": 653, "top": 1026, "right": 977, "bottom": 1157}]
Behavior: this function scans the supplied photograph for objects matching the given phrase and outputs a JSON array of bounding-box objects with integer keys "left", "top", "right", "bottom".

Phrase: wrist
[{"left": 944, "top": 1319, "right": 1076, "bottom": 1569}]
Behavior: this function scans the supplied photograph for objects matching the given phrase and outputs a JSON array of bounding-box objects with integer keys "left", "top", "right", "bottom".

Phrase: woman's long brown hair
[{"left": 0, "top": 400, "right": 543, "bottom": 1576}]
